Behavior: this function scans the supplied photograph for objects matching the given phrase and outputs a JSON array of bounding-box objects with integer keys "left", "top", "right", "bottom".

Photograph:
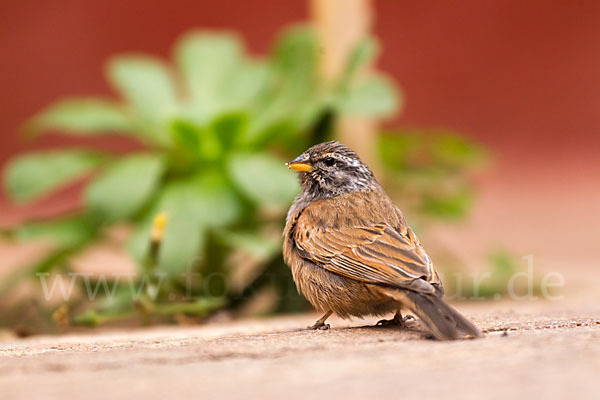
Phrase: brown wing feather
[{"left": 294, "top": 210, "right": 442, "bottom": 294}]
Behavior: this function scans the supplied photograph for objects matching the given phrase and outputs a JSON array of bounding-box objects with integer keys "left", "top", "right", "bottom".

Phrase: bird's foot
[
  {"left": 306, "top": 311, "right": 332, "bottom": 330},
  {"left": 307, "top": 322, "right": 330, "bottom": 330},
  {"left": 376, "top": 313, "right": 414, "bottom": 327}
]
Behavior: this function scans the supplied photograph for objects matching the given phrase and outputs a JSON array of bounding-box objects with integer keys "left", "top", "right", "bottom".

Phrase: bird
[{"left": 283, "top": 141, "right": 482, "bottom": 340}]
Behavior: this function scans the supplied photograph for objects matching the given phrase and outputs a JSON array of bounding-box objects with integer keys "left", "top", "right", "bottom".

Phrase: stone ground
[{"left": 1, "top": 302, "right": 599, "bottom": 400}]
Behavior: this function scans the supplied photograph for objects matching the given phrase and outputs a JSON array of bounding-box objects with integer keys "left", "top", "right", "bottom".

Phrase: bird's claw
[
  {"left": 307, "top": 323, "right": 330, "bottom": 330},
  {"left": 376, "top": 319, "right": 398, "bottom": 327},
  {"left": 376, "top": 314, "right": 414, "bottom": 327}
]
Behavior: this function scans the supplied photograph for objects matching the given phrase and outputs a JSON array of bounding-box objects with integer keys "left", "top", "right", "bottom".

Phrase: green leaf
[
  {"left": 488, "top": 249, "right": 518, "bottom": 277},
  {"left": 187, "top": 172, "right": 241, "bottom": 228},
  {"left": 169, "top": 119, "right": 225, "bottom": 163},
  {"left": 246, "top": 26, "right": 322, "bottom": 142},
  {"left": 377, "top": 132, "right": 422, "bottom": 171},
  {"left": 175, "top": 31, "right": 242, "bottom": 119},
  {"left": 216, "top": 229, "right": 280, "bottom": 261},
  {"left": 170, "top": 119, "right": 201, "bottom": 157},
  {"left": 156, "top": 209, "right": 204, "bottom": 278},
  {"left": 271, "top": 26, "right": 318, "bottom": 98},
  {"left": 106, "top": 56, "right": 179, "bottom": 123},
  {"left": 335, "top": 75, "right": 399, "bottom": 116},
  {"left": 26, "top": 98, "right": 134, "bottom": 136},
  {"left": 338, "top": 37, "right": 379, "bottom": 89},
  {"left": 210, "top": 112, "right": 248, "bottom": 151},
  {"left": 378, "top": 130, "right": 488, "bottom": 173},
  {"left": 3, "top": 150, "right": 106, "bottom": 203},
  {"left": 221, "top": 61, "right": 271, "bottom": 110},
  {"left": 421, "top": 186, "right": 473, "bottom": 219},
  {"left": 227, "top": 152, "right": 299, "bottom": 209},
  {"left": 431, "top": 133, "right": 488, "bottom": 169},
  {"left": 129, "top": 172, "right": 241, "bottom": 276},
  {"left": 16, "top": 215, "right": 97, "bottom": 248},
  {"left": 85, "top": 154, "right": 165, "bottom": 220},
  {"left": 245, "top": 91, "right": 325, "bottom": 146}
]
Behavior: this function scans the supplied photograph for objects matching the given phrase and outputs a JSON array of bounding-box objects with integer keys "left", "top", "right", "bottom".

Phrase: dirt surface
[{"left": 1, "top": 302, "right": 599, "bottom": 400}]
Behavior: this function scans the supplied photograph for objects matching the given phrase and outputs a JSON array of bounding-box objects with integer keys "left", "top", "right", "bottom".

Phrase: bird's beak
[{"left": 286, "top": 153, "right": 313, "bottom": 172}]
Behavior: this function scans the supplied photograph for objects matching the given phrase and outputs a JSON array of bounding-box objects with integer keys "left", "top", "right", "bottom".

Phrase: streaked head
[{"left": 286, "top": 141, "right": 377, "bottom": 199}]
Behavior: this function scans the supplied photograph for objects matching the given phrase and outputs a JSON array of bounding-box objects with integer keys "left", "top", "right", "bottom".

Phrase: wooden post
[{"left": 310, "top": 0, "right": 379, "bottom": 170}]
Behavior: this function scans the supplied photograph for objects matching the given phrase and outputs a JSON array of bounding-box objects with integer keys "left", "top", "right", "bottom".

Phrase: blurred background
[{"left": 1, "top": 0, "right": 598, "bottom": 335}]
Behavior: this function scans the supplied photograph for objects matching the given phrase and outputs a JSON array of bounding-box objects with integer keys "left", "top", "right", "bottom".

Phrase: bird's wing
[{"left": 293, "top": 215, "right": 441, "bottom": 294}]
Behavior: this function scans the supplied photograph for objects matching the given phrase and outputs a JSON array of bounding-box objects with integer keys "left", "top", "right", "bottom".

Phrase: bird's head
[{"left": 286, "top": 141, "right": 378, "bottom": 199}]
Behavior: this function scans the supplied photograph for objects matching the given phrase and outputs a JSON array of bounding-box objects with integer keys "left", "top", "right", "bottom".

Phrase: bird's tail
[{"left": 380, "top": 288, "right": 483, "bottom": 340}]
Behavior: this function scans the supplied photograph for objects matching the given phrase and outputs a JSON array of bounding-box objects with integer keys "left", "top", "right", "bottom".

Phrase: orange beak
[{"left": 286, "top": 153, "right": 313, "bottom": 172}]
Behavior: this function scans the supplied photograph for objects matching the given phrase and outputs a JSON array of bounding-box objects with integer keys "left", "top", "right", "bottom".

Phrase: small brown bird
[{"left": 283, "top": 141, "right": 482, "bottom": 340}]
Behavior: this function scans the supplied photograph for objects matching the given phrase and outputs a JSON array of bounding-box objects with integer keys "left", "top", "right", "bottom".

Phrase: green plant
[
  {"left": 1, "top": 26, "right": 398, "bottom": 330},
  {"left": 378, "top": 129, "right": 488, "bottom": 222}
]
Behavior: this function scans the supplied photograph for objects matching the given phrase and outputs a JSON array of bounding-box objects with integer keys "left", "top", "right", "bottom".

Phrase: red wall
[
  {"left": 375, "top": 0, "right": 600, "bottom": 153},
  {"left": 1, "top": 0, "right": 599, "bottom": 163}
]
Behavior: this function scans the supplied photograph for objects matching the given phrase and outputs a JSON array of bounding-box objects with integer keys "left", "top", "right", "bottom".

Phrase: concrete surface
[{"left": 1, "top": 302, "right": 599, "bottom": 400}]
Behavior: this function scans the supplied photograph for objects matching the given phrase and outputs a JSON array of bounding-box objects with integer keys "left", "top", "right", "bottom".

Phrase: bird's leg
[
  {"left": 376, "top": 310, "right": 414, "bottom": 327},
  {"left": 307, "top": 311, "right": 333, "bottom": 330}
]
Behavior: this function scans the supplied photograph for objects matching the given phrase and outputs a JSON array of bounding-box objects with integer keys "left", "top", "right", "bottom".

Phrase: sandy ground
[{"left": 1, "top": 302, "right": 599, "bottom": 400}]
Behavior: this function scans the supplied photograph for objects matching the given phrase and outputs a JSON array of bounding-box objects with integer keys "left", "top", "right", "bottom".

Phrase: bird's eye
[{"left": 324, "top": 157, "right": 335, "bottom": 167}]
